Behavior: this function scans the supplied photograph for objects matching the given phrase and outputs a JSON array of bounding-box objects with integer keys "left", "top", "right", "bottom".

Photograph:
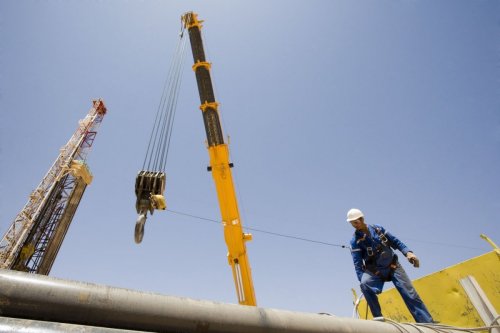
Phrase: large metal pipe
[
  {"left": 0, "top": 269, "right": 462, "bottom": 333},
  {"left": 0, "top": 316, "right": 143, "bottom": 333}
]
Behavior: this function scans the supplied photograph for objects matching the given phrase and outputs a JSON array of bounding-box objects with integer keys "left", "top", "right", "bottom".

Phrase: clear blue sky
[{"left": 1, "top": 1, "right": 499, "bottom": 317}]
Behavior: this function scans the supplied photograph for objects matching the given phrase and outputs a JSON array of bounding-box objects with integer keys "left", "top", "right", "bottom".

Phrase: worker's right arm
[{"left": 350, "top": 238, "right": 364, "bottom": 282}]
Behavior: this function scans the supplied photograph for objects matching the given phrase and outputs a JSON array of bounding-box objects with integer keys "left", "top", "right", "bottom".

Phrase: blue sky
[{"left": 1, "top": 1, "right": 499, "bottom": 317}]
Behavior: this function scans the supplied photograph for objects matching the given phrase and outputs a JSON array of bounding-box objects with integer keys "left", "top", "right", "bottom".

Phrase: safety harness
[{"left": 357, "top": 226, "right": 398, "bottom": 281}]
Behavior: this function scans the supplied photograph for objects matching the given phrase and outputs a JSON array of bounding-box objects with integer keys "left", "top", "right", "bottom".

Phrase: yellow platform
[{"left": 358, "top": 249, "right": 500, "bottom": 326}]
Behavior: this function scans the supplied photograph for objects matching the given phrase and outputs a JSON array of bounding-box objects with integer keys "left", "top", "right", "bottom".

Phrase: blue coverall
[{"left": 350, "top": 224, "right": 433, "bottom": 323}]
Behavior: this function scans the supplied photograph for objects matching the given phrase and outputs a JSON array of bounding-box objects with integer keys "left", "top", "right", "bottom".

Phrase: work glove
[{"left": 406, "top": 252, "right": 420, "bottom": 268}]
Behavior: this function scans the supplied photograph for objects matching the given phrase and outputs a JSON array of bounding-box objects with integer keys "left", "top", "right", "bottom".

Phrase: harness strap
[
  {"left": 373, "top": 226, "right": 390, "bottom": 247},
  {"left": 361, "top": 226, "right": 397, "bottom": 281}
]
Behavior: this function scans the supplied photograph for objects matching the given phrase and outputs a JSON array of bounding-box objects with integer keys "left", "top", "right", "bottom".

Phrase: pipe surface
[
  {"left": 0, "top": 316, "right": 143, "bottom": 333},
  {"left": 0, "top": 269, "right": 464, "bottom": 333}
]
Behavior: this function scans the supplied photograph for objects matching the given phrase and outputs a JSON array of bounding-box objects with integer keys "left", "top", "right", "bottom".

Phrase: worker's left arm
[
  {"left": 381, "top": 226, "right": 420, "bottom": 267},
  {"left": 379, "top": 226, "right": 410, "bottom": 256}
]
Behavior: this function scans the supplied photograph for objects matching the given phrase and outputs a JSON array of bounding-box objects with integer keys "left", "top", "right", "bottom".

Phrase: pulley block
[{"left": 134, "top": 171, "right": 167, "bottom": 244}]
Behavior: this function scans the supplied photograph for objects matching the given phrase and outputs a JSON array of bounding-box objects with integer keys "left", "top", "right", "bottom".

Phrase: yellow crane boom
[{"left": 182, "top": 12, "right": 257, "bottom": 306}]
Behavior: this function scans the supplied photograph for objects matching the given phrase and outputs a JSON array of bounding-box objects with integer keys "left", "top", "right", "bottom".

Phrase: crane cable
[
  {"left": 134, "top": 23, "right": 189, "bottom": 245},
  {"left": 167, "top": 209, "right": 349, "bottom": 249},
  {"left": 143, "top": 26, "right": 188, "bottom": 172},
  {"left": 166, "top": 209, "right": 487, "bottom": 252}
]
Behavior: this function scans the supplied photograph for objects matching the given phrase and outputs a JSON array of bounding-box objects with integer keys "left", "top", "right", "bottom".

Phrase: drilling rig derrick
[{"left": 0, "top": 99, "right": 107, "bottom": 275}]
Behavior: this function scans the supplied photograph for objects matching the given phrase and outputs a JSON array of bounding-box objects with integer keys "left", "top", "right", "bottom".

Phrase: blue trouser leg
[
  {"left": 391, "top": 263, "right": 434, "bottom": 323},
  {"left": 360, "top": 272, "right": 384, "bottom": 318}
]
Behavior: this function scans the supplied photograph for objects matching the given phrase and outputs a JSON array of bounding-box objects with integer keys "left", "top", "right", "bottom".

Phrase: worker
[{"left": 347, "top": 208, "right": 434, "bottom": 323}]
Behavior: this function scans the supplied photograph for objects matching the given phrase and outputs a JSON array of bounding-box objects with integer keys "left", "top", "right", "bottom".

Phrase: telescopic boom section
[{"left": 182, "top": 12, "right": 256, "bottom": 306}]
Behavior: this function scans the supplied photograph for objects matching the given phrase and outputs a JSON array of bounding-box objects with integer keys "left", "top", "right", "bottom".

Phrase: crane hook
[{"left": 134, "top": 212, "right": 147, "bottom": 244}]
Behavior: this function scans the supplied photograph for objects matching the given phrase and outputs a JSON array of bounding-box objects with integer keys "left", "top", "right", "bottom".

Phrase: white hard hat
[{"left": 346, "top": 208, "right": 364, "bottom": 222}]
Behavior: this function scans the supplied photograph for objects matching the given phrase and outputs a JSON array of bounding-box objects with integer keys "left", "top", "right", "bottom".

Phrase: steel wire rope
[
  {"left": 415, "top": 322, "right": 500, "bottom": 333},
  {"left": 403, "top": 322, "right": 427, "bottom": 333},
  {"left": 144, "top": 44, "right": 175, "bottom": 170},
  {"left": 143, "top": 28, "right": 187, "bottom": 172},
  {"left": 165, "top": 209, "right": 491, "bottom": 253},
  {"left": 143, "top": 37, "right": 180, "bottom": 171},
  {"left": 384, "top": 317, "right": 500, "bottom": 333},
  {"left": 420, "top": 327, "right": 451, "bottom": 333},
  {"left": 160, "top": 33, "right": 188, "bottom": 171},
  {"left": 167, "top": 209, "right": 349, "bottom": 249},
  {"left": 151, "top": 67, "right": 174, "bottom": 170},
  {"left": 153, "top": 33, "right": 186, "bottom": 171},
  {"left": 411, "top": 323, "right": 450, "bottom": 333},
  {"left": 385, "top": 319, "right": 446, "bottom": 333},
  {"left": 424, "top": 326, "right": 460, "bottom": 333},
  {"left": 154, "top": 39, "right": 183, "bottom": 170},
  {"left": 382, "top": 319, "right": 412, "bottom": 333}
]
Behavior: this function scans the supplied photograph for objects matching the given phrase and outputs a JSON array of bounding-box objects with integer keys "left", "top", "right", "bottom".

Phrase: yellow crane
[
  {"left": 182, "top": 12, "right": 257, "bottom": 306},
  {"left": 133, "top": 12, "right": 256, "bottom": 306}
]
